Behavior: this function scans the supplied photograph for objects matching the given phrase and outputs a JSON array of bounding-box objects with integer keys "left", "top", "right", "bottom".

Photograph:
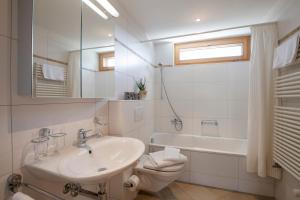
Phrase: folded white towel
[
  {"left": 273, "top": 33, "right": 300, "bottom": 69},
  {"left": 164, "top": 147, "right": 180, "bottom": 161},
  {"left": 144, "top": 161, "right": 184, "bottom": 172},
  {"left": 42, "top": 64, "right": 65, "bottom": 81},
  {"left": 12, "top": 192, "right": 34, "bottom": 200},
  {"left": 144, "top": 150, "right": 187, "bottom": 169}
]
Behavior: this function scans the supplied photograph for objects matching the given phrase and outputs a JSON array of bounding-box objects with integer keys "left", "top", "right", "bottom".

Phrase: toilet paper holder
[{"left": 123, "top": 175, "right": 140, "bottom": 192}]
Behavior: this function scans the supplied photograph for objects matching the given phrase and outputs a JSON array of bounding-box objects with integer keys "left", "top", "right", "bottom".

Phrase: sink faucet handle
[{"left": 78, "top": 129, "right": 92, "bottom": 139}]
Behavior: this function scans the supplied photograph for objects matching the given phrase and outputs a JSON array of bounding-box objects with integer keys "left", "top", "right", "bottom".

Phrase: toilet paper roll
[
  {"left": 12, "top": 192, "right": 34, "bottom": 200},
  {"left": 126, "top": 175, "right": 140, "bottom": 192}
]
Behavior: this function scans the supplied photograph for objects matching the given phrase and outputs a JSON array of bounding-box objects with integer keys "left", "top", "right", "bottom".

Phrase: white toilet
[{"left": 134, "top": 152, "right": 186, "bottom": 193}]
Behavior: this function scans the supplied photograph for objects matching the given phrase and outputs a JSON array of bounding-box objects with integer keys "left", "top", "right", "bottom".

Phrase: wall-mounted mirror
[
  {"left": 18, "top": 0, "right": 116, "bottom": 98},
  {"left": 81, "top": 1, "right": 115, "bottom": 98},
  {"left": 32, "top": 0, "right": 82, "bottom": 98}
]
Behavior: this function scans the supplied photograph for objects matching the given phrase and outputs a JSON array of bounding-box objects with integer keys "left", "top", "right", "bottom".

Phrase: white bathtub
[
  {"left": 149, "top": 132, "right": 274, "bottom": 197},
  {"left": 150, "top": 132, "right": 247, "bottom": 156}
]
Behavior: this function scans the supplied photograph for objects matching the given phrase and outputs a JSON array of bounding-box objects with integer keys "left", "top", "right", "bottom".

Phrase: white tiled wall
[
  {"left": 109, "top": 100, "right": 154, "bottom": 150},
  {"left": 154, "top": 43, "right": 249, "bottom": 139},
  {"left": 0, "top": 0, "right": 13, "bottom": 198},
  {"left": 109, "top": 25, "right": 155, "bottom": 154},
  {"left": 154, "top": 62, "right": 249, "bottom": 138}
]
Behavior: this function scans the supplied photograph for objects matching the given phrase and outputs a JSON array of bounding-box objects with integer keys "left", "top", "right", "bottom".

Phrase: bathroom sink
[{"left": 25, "top": 136, "right": 145, "bottom": 184}]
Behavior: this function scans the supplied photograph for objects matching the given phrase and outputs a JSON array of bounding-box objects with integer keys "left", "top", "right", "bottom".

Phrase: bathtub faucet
[{"left": 171, "top": 118, "right": 183, "bottom": 131}]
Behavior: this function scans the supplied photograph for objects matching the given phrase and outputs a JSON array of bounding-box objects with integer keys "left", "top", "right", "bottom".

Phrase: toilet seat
[{"left": 134, "top": 156, "right": 186, "bottom": 193}]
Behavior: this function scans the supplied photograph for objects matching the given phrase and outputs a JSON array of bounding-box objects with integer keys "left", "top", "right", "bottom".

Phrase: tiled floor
[{"left": 135, "top": 182, "right": 274, "bottom": 200}]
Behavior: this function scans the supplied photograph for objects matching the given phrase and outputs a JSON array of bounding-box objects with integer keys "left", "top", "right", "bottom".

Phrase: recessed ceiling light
[
  {"left": 195, "top": 18, "right": 201, "bottom": 22},
  {"left": 108, "top": 33, "right": 113, "bottom": 37},
  {"left": 95, "top": 0, "right": 120, "bottom": 17},
  {"left": 82, "top": 0, "right": 108, "bottom": 20}
]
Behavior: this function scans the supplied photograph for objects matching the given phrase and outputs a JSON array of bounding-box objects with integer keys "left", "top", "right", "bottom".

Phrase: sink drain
[{"left": 97, "top": 167, "right": 107, "bottom": 172}]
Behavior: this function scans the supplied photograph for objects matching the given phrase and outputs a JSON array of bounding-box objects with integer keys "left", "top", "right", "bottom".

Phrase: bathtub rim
[{"left": 150, "top": 132, "right": 247, "bottom": 157}]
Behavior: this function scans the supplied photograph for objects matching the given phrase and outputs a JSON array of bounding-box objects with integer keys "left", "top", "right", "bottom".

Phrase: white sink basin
[{"left": 25, "top": 136, "right": 145, "bottom": 184}]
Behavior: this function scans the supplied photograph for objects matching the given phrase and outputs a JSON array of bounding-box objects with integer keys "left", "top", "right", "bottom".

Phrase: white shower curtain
[
  {"left": 68, "top": 51, "right": 81, "bottom": 98},
  {"left": 246, "top": 23, "right": 278, "bottom": 178}
]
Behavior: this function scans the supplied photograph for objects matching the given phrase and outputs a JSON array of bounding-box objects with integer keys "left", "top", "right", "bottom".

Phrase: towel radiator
[
  {"left": 33, "top": 62, "right": 68, "bottom": 98},
  {"left": 273, "top": 53, "right": 300, "bottom": 181}
]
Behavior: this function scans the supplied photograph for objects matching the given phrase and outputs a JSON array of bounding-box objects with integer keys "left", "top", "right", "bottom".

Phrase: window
[
  {"left": 99, "top": 51, "right": 115, "bottom": 71},
  {"left": 174, "top": 36, "right": 250, "bottom": 65}
]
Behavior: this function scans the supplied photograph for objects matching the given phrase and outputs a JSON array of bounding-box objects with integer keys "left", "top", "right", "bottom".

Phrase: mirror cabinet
[{"left": 18, "top": 0, "right": 116, "bottom": 98}]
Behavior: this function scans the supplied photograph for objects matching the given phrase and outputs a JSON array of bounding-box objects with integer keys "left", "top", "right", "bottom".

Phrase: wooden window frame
[
  {"left": 174, "top": 36, "right": 251, "bottom": 66},
  {"left": 99, "top": 51, "right": 115, "bottom": 71}
]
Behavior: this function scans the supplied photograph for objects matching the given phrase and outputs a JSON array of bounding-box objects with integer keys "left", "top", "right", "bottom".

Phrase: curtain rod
[{"left": 141, "top": 21, "right": 277, "bottom": 43}]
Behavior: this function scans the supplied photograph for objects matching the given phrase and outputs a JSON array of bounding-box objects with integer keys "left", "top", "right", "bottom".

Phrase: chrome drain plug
[{"left": 97, "top": 168, "right": 107, "bottom": 172}]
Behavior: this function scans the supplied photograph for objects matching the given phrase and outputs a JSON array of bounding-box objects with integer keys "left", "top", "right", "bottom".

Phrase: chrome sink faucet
[{"left": 77, "top": 128, "right": 101, "bottom": 151}]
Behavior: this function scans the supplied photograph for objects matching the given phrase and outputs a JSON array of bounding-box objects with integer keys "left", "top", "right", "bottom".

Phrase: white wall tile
[
  {"left": 0, "top": 0, "right": 11, "bottom": 37},
  {"left": 228, "top": 119, "right": 247, "bottom": 139},
  {"left": 12, "top": 0, "right": 17, "bottom": 39},
  {"left": 228, "top": 100, "right": 248, "bottom": 119},
  {"left": 0, "top": 36, "right": 11, "bottom": 105},
  {"left": 194, "top": 83, "right": 227, "bottom": 101},
  {"left": 164, "top": 83, "right": 194, "bottom": 101},
  {"left": 12, "top": 103, "right": 96, "bottom": 132},
  {"left": 227, "top": 79, "right": 249, "bottom": 100},
  {"left": 0, "top": 106, "right": 12, "bottom": 177},
  {"left": 163, "top": 67, "right": 194, "bottom": 83},
  {"left": 193, "top": 100, "right": 228, "bottom": 119},
  {"left": 228, "top": 62, "right": 249, "bottom": 83},
  {"left": 193, "top": 63, "right": 228, "bottom": 83}
]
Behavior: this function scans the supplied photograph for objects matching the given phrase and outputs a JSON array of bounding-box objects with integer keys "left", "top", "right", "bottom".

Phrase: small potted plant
[{"left": 136, "top": 77, "right": 147, "bottom": 99}]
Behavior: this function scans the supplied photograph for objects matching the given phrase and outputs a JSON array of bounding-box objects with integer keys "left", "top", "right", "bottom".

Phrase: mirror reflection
[
  {"left": 32, "top": 0, "right": 116, "bottom": 98},
  {"left": 81, "top": 1, "right": 115, "bottom": 98},
  {"left": 33, "top": 0, "right": 82, "bottom": 98}
]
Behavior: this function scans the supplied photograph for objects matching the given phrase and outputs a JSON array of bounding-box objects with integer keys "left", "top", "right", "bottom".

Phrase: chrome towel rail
[
  {"left": 7, "top": 174, "right": 108, "bottom": 200},
  {"left": 7, "top": 174, "right": 65, "bottom": 200}
]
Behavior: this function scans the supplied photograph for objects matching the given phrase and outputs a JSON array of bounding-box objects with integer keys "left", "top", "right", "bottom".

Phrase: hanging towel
[
  {"left": 42, "top": 64, "right": 65, "bottom": 81},
  {"left": 12, "top": 192, "right": 34, "bottom": 200},
  {"left": 273, "top": 33, "right": 300, "bottom": 69}
]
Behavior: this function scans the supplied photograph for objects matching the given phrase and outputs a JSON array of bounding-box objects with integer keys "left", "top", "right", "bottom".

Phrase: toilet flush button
[{"left": 293, "top": 189, "right": 300, "bottom": 197}]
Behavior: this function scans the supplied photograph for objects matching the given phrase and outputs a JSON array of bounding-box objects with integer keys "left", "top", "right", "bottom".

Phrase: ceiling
[{"left": 117, "top": 0, "right": 287, "bottom": 40}]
